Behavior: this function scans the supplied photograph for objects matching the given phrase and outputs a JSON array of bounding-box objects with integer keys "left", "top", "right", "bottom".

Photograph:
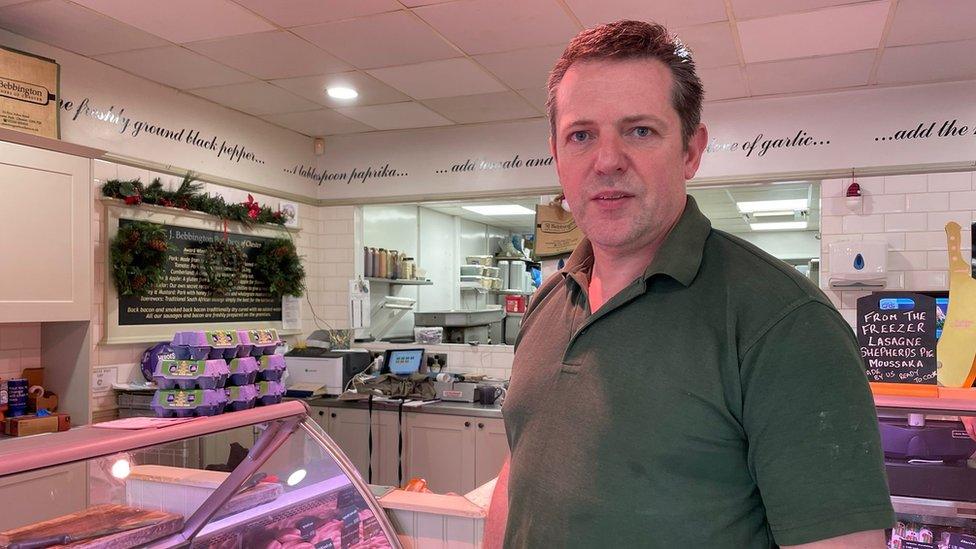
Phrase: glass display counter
[{"left": 0, "top": 401, "right": 400, "bottom": 548}]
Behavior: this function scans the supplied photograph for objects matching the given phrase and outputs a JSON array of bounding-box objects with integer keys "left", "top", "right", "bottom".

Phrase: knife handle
[{"left": 9, "top": 534, "right": 70, "bottom": 549}]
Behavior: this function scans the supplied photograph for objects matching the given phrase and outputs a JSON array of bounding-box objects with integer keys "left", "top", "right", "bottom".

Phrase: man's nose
[{"left": 593, "top": 134, "right": 627, "bottom": 175}]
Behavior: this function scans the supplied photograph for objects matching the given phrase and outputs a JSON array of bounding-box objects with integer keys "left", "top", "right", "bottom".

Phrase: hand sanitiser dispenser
[{"left": 828, "top": 240, "right": 888, "bottom": 289}]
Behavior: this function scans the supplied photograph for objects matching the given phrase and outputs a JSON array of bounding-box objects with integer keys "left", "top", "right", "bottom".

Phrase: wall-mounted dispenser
[{"left": 828, "top": 240, "right": 888, "bottom": 289}]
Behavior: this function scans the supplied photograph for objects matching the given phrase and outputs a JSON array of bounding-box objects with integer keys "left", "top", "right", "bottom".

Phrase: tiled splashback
[
  {"left": 355, "top": 341, "right": 513, "bottom": 380},
  {"left": 819, "top": 171, "right": 975, "bottom": 327},
  {"left": 0, "top": 323, "right": 41, "bottom": 380}
]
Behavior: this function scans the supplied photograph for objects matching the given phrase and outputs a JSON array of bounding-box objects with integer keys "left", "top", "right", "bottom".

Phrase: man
[{"left": 485, "top": 20, "right": 894, "bottom": 548}]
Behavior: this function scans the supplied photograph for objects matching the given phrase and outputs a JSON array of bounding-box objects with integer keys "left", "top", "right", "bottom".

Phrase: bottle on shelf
[
  {"left": 389, "top": 250, "right": 399, "bottom": 279},
  {"left": 377, "top": 248, "right": 388, "bottom": 278},
  {"left": 371, "top": 248, "right": 380, "bottom": 278},
  {"left": 402, "top": 257, "right": 415, "bottom": 280},
  {"left": 364, "top": 247, "right": 374, "bottom": 278}
]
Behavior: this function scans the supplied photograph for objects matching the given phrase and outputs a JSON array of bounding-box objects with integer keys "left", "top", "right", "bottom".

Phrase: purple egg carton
[
  {"left": 152, "top": 389, "right": 227, "bottom": 418},
  {"left": 206, "top": 330, "right": 240, "bottom": 360},
  {"left": 257, "top": 354, "right": 287, "bottom": 382},
  {"left": 235, "top": 329, "right": 257, "bottom": 358},
  {"left": 224, "top": 384, "right": 258, "bottom": 412},
  {"left": 227, "top": 357, "right": 258, "bottom": 386},
  {"left": 154, "top": 359, "right": 228, "bottom": 390},
  {"left": 171, "top": 331, "right": 210, "bottom": 360},
  {"left": 246, "top": 329, "right": 282, "bottom": 357},
  {"left": 256, "top": 380, "right": 285, "bottom": 406}
]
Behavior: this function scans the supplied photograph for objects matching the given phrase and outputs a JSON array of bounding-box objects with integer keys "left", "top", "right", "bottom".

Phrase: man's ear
[
  {"left": 683, "top": 124, "right": 708, "bottom": 180},
  {"left": 549, "top": 133, "right": 558, "bottom": 163}
]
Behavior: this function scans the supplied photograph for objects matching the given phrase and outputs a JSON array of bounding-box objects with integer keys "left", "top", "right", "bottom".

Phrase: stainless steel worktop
[{"left": 305, "top": 397, "right": 503, "bottom": 419}]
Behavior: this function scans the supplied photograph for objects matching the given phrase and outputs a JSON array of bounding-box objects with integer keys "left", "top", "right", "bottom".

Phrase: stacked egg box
[{"left": 152, "top": 329, "right": 287, "bottom": 418}]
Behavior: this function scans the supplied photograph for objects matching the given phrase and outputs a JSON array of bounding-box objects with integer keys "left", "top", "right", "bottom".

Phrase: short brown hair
[{"left": 546, "top": 20, "right": 703, "bottom": 148}]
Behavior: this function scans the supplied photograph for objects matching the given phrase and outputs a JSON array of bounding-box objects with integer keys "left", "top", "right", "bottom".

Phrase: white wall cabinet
[{"left": 0, "top": 139, "right": 93, "bottom": 322}]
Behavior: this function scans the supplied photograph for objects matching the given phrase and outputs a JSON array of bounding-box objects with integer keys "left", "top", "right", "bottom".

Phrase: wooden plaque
[{"left": 0, "top": 46, "right": 60, "bottom": 139}]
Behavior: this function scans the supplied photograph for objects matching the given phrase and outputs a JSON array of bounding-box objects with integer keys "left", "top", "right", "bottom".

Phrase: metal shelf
[
  {"left": 490, "top": 289, "right": 534, "bottom": 295},
  {"left": 366, "top": 277, "right": 433, "bottom": 286}
]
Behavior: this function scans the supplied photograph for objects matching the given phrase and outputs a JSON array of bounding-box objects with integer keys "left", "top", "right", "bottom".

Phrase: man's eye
[
  {"left": 632, "top": 126, "right": 652, "bottom": 137},
  {"left": 570, "top": 131, "right": 589, "bottom": 142}
]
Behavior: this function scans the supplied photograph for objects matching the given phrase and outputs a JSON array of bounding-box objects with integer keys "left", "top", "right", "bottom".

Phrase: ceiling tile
[
  {"left": 335, "top": 102, "right": 453, "bottom": 130},
  {"left": 737, "top": 1, "right": 888, "bottom": 63},
  {"left": 72, "top": 0, "right": 274, "bottom": 43},
  {"left": 367, "top": 58, "right": 507, "bottom": 100},
  {"left": 0, "top": 0, "right": 32, "bottom": 6},
  {"left": 294, "top": 11, "right": 458, "bottom": 69},
  {"left": 399, "top": 0, "right": 453, "bottom": 6},
  {"left": 877, "top": 39, "right": 976, "bottom": 85},
  {"left": 746, "top": 51, "right": 874, "bottom": 96},
  {"left": 95, "top": 46, "right": 255, "bottom": 90},
  {"left": 886, "top": 0, "right": 976, "bottom": 47},
  {"left": 189, "top": 81, "right": 322, "bottom": 115},
  {"left": 270, "top": 71, "right": 410, "bottom": 107},
  {"left": 516, "top": 87, "right": 548, "bottom": 114},
  {"left": 565, "top": 0, "right": 727, "bottom": 28},
  {"left": 0, "top": 0, "right": 167, "bottom": 55},
  {"left": 731, "top": 0, "right": 879, "bottom": 20},
  {"left": 231, "top": 0, "right": 401, "bottom": 27},
  {"left": 473, "top": 45, "right": 564, "bottom": 90},
  {"left": 414, "top": 0, "right": 579, "bottom": 55},
  {"left": 675, "top": 22, "right": 740, "bottom": 69},
  {"left": 186, "top": 31, "right": 350, "bottom": 79},
  {"left": 422, "top": 91, "right": 540, "bottom": 124},
  {"left": 699, "top": 65, "right": 749, "bottom": 101},
  {"left": 262, "top": 109, "right": 374, "bottom": 136}
]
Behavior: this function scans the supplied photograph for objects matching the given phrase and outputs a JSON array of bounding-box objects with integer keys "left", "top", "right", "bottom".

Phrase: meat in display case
[{"left": 0, "top": 401, "right": 401, "bottom": 548}]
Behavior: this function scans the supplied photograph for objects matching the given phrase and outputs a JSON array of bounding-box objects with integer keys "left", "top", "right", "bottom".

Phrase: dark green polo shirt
[{"left": 503, "top": 196, "right": 893, "bottom": 548}]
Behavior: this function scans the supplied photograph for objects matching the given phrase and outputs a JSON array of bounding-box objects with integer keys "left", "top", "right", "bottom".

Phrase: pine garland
[
  {"left": 110, "top": 221, "right": 169, "bottom": 297},
  {"left": 102, "top": 174, "right": 287, "bottom": 227},
  {"left": 198, "top": 240, "right": 246, "bottom": 296},
  {"left": 254, "top": 238, "right": 305, "bottom": 297}
]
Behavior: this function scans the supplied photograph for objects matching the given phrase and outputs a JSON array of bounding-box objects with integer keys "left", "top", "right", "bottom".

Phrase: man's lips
[{"left": 590, "top": 190, "right": 634, "bottom": 201}]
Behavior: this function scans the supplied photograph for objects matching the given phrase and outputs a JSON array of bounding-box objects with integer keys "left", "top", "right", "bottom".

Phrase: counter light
[
  {"left": 326, "top": 86, "right": 358, "bottom": 100},
  {"left": 287, "top": 468, "right": 307, "bottom": 486},
  {"left": 462, "top": 205, "right": 535, "bottom": 216},
  {"left": 749, "top": 221, "right": 808, "bottom": 231},
  {"left": 736, "top": 199, "right": 808, "bottom": 213},
  {"left": 111, "top": 458, "right": 131, "bottom": 479}
]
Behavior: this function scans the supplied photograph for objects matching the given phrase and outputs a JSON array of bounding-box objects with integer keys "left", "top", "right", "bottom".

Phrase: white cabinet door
[
  {"left": 404, "top": 413, "right": 476, "bottom": 495},
  {"left": 0, "top": 462, "right": 87, "bottom": 531},
  {"left": 310, "top": 406, "right": 330, "bottom": 431},
  {"left": 474, "top": 418, "right": 508, "bottom": 488},
  {"left": 374, "top": 410, "right": 404, "bottom": 488},
  {"left": 0, "top": 141, "right": 91, "bottom": 322},
  {"left": 325, "top": 408, "right": 373, "bottom": 482}
]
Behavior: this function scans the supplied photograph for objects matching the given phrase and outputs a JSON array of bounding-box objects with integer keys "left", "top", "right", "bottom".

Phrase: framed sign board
[
  {"left": 104, "top": 201, "right": 302, "bottom": 344},
  {"left": 0, "top": 46, "right": 59, "bottom": 139}
]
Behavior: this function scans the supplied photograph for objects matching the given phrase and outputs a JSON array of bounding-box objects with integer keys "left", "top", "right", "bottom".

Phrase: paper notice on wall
[
  {"left": 281, "top": 295, "right": 301, "bottom": 331},
  {"left": 350, "top": 279, "right": 370, "bottom": 330}
]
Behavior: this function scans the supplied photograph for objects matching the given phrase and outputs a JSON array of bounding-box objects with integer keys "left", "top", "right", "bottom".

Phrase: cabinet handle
[
  {"left": 478, "top": 423, "right": 484, "bottom": 429},
  {"left": 331, "top": 413, "right": 337, "bottom": 418},
  {"left": 318, "top": 410, "right": 324, "bottom": 416},
  {"left": 464, "top": 421, "right": 471, "bottom": 428}
]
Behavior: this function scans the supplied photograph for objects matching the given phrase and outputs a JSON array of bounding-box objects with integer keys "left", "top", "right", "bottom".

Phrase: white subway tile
[
  {"left": 843, "top": 214, "right": 885, "bottom": 233},
  {"left": 904, "top": 271, "right": 948, "bottom": 290},
  {"left": 822, "top": 197, "right": 860, "bottom": 216},
  {"left": 821, "top": 179, "right": 848, "bottom": 198},
  {"left": 905, "top": 231, "right": 950, "bottom": 251},
  {"left": 885, "top": 213, "right": 928, "bottom": 232},
  {"left": 927, "top": 251, "right": 949, "bottom": 269},
  {"left": 886, "top": 272, "right": 905, "bottom": 289},
  {"left": 858, "top": 177, "right": 886, "bottom": 195},
  {"left": 884, "top": 174, "right": 928, "bottom": 194},
  {"left": 906, "top": 193, "right": 949, "bottom": 212},
  {"left": 888, "top": 251, "right": 928, "bottom": 271},
  {"left": 93, "top": 160, "right": 118, "bottom": 182},
  {"left": 841, "top": 290, "right": 871, "bottom": 309},
  {"left": 821, "top": 234, "right": 862, "bottom": 247},
  {"left": 117, "top": 164, "right": 150, "bottom": 182},
  {"left": 863, "top": 194, "right": 905, "bottom": 214},
  {"left": 928, "top": 211, "right": 972, "bottom": 231},
  {"left": 840, "top": 309, "right": 857, "bottom": 328},
  {"left": 820, "top": 215, "right": 843, "bottom": 235},
  {"left": 0, "top": 324, "right": 40, "bottom": 351},
  {"left": 928, "top": 172, "right": 972, "bottom": 192},
  {"left": 862, "top": 233, "right": 905, "bottom": 251},
  {"left": 950, "top": 191, "right": 976, "bottom": 210}
]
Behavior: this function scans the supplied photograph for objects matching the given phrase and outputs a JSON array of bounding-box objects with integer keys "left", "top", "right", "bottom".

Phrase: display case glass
[{"left": 0, "top": 401, "right": 400, "bottom": 548}]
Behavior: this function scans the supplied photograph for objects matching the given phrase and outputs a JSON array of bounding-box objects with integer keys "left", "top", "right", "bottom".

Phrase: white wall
[
  {"left": 819, "top": 171, "right": 974, "bottom": 326},
  {"left": 362, "top": 205, "right": 419, "bottom": 338},
  {"left": 735, "top": 231, "right": 821, "bottom": 261},
  {"left": 460, "top": 219, "right": 489, "bottom": 260},
  {"left": 418, "top": 208, "right": 457, "bottom": 312}
]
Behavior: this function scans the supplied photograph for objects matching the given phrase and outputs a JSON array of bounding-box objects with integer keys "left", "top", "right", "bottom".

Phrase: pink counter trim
[{"left": 0, "top": 401, "right": 309, "bottom": 477}]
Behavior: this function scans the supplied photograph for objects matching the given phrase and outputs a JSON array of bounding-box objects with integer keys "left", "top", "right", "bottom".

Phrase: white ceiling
[{"left": 1, "top": 0, "right": 974, "bottom": 138}]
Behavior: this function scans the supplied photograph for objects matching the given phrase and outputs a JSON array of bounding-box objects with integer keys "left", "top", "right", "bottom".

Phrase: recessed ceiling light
[
  {"left": 736, "top": 198, "right": 808, "bottom": 213},
  {"left": 752, "top": 210, "right": 796, "bottom": 217},
  {"left": 463, "top": 205, "right": 535, "bottom": 216},
  {"left": 749, "top": 221, "right": 808, "bottom": 231},
  {"left": 326, "top": 86, "right": 358, "bottom": 100}
]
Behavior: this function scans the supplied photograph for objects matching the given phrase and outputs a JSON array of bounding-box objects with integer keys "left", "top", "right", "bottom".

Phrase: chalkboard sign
[
  {"left": 118, "top": 219, "right": 282, "bottom": 326},
  {"left": 857, "top": 292, "right": 937, "bottom": 384}
]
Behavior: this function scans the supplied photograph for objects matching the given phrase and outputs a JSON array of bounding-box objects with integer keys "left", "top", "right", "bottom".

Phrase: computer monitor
[{"left": 383, "top": 348, "right": 425, "bottom": 376}]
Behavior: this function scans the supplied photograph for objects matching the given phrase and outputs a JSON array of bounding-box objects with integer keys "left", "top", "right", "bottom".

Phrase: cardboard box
[
  {"left": 0, "top": 46, "right": 60, "bottom": 139},
  {"left": 4, "top": 413, "right": 70, "bottom": 436}
]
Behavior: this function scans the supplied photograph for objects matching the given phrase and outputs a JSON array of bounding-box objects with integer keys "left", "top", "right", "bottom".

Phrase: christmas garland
[
  {"left": 110, "top": 221, "right": 169, "bottom": 297},
  {"left": 198, "top": 240, "right": 246, "bottom": 296},
  {"left": 254, "top": 238, "right": 305, "bottom": 297},
  {"left": 102, "top": 174, "right": 287, "bottom": 227}
]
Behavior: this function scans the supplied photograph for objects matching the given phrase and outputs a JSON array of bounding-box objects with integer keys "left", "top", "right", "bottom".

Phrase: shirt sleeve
[{"left": 739, "top": 299, "right": 895, "bottom": 546}]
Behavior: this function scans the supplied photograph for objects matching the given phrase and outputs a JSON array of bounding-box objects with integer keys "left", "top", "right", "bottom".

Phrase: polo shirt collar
[{"left": 561, "top": 195, "right": 712, "bottom": 288}]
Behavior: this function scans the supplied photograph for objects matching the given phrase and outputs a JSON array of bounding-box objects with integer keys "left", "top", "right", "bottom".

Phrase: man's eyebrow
[{"left": 562, "top": 114, "right": 669, "bottom": 131}]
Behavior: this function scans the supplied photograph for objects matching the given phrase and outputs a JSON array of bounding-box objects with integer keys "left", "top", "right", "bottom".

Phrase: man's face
[{"left": 550, "top": 58, "right": 707, "bottom": 253}]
